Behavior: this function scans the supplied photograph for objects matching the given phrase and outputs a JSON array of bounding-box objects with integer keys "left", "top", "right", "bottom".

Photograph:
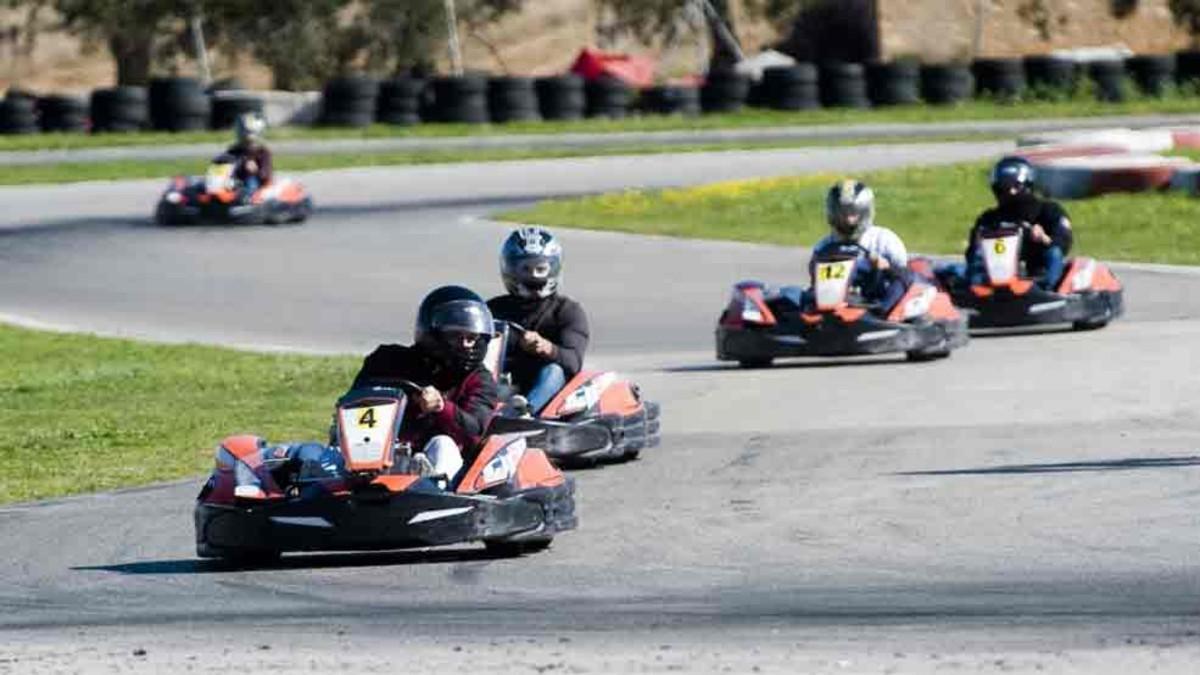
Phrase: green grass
[
  {"left": 0, "top": 134, "right": 1006, "bottom": 185},
  {"left": 3, "top": 94, "right": 1200, "bottom": 153},
  {"left": 504, "top": 160, "right": 1200, "bottom": 265},
  {"left": 0, "top": 324, "right": 357, "bottom": 505}
]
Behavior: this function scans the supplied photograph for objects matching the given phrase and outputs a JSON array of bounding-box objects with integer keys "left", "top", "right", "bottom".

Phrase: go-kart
[
  {"left": 194, "top": 381, "right": 576, "bottom": 564},
  {"left": 918, "top": 224, "right": 1124, "bottom": 330},
  {"left": 715, "top": 248, "right": 968, "bottom": 367},
  {"left": 155, "top": 153, "right": 313, "bottom": 226},
  {"left": 486, "top": 321, "right": 660, "bottom": 467}
]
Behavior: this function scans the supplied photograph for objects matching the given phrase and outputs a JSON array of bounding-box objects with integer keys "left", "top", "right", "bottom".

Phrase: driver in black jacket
[{"left": 487, "top": 227, "right": 590, "bottom": 414}]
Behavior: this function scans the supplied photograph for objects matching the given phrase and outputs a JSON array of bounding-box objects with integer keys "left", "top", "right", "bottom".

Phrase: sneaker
[
  {"left": 234, "top": 484, "right": 267, "bottom": 500},
  {"left": 508, "top": 394, "right": 533, "bottom": 419},
  {"left": 409, "top": 452, "right": 436, "bottom": 478}
]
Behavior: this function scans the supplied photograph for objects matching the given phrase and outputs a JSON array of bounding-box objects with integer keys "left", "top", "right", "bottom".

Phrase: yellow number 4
[{"left": 358, "top": 407, "right": 377, "bottom": 429}]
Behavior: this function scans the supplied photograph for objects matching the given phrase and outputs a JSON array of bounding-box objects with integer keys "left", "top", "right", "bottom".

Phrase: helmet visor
[{"left": 428, "top": 300, "right": 492, "bottom": 337}]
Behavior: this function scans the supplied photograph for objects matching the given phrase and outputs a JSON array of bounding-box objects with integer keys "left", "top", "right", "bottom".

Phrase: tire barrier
[
  {"left": 1024, "top": 55, "right": 1078, "bottom": 95},
  {"left": 1032, "top": 154, "right": 1190, "bottom": 199},
  {"left": 0, "top": 96, "right": 38, "bottom": 134},
  {"left": 1126, "top": 54, "right": 1175, "bottom": 97},
  {"left": 866, "top": 61, "right": 920, "bottom": 106},
  {"left": 1086, "top": 59, "right": 1127, "bottom": 102},
  {"left": 148, "top": 77, "right": 211, "bottom": 132},
  {"left": 585, "top": 76, "right": 633, "bottom": 119},
  {"left": 1018, "top": 128, "right": 1174, "bottom": 154},
  {"left": 700, "top": 69, "right": 750, "bottom": 113},
  {"left": 1176, "top": 50, "right": 1200, "bottom": 85},
  {"left": 920, "top": 64, "right": 974, "bottom": 105},
  {"left": 36, "top": 95, "right": 88, "bottom": 133},
  {"left": 430, "top": 74, "right": 488, "bottom": 124},
  {"left": 90, "top": 86, "right": 148, "bottom": 132},
  {"left": 487, "top": 77, "right": 540, "bottom": 123},
  {"left": 377, "top": 77, "right": 424, "bottom": 125},
  {"left": 210, "top": 92, "right": 264, "bottom": 130},
  {"left": 535, "top": 75, "right": 585, "bottom": 121},
  {"left": 972, "top": 58, "right": 1026, "bottom": 101},
  {"left": 1169, "top": 164, "right": 1200, "bottom": 195},
  {"left": 759, "top": 64, "right": 819, "bottom": 110},
  {"left": 639, "top": 85, "right": 700, "bottom": 116},
  {"left": 818, "top": 61, "right": 869, "bottom": 108},
  {"left": 320, "top": 76, "right": 379, "bottom": 127}
]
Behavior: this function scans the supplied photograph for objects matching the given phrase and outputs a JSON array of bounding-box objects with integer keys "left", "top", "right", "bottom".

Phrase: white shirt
[{"left": 813, "top": 224, "right": 909, "bottom": 269}]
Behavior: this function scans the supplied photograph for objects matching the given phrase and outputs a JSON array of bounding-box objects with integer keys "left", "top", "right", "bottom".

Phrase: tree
[
  {"left": 355, "top": 0, "right": 526, "bottom": 76},
  {"left": 213, "top": 0, "right": 354, "bottom": 90},
  {"left": 1170, "top": 0, "right": 1200, "bottom": 45}
]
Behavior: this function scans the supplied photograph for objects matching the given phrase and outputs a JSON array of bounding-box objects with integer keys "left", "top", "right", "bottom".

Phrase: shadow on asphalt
[
  {"left": 662, "top": 355, "right": 905, "bottom": 373},
  {"left": 73, "top": 546, "right": 514, "bottom": 575},
  {"left": 897, "top": 455, "right": 1200, "bottom": 477},
  {"left": 968, "top": 325, "right": 1080, "bottom": 339}
]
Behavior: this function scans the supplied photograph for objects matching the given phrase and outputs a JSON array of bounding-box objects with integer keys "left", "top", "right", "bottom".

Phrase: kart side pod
[{"left": 720, "top": 281, "right": 777, "bottom": 328}]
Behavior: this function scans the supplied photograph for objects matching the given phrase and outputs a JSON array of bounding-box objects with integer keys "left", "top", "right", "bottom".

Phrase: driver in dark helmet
[
  {"left": 487, "top": 227, "right": 589, "bottom": 415},
  {"left": 350, "top": 285, "right": 499, "bottom": 484},
  {"left": 807, "top": 179, "right": 909, "bottom": 311},
  {"left": 943, "top": 156, "right": 1073, "bottom": 289}
]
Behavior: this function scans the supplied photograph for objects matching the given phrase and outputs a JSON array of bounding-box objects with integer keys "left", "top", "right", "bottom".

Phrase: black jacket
[
  {"left": 486, "top": 293, "right": 590, "bottom": 393},
  {"left": 226, "top": 142, "right": 273, "bottom": 185},
  {"left": 350, "top": 344, "right": 498, "bottom": 457},
  {"left": 969, "top": 200, "right": 1073, "bottom": 275}
]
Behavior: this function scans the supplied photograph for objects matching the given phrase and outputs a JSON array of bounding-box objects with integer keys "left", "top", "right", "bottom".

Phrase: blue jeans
[
  {"left": 1041, "top": 246, "right": 1065, "bottom": 289},
  {"left": 941, "top": 246, "right": 1065, "bottom": 289},
  {"left": 526, "top": 363, "right": 567, "bottom": 414}
]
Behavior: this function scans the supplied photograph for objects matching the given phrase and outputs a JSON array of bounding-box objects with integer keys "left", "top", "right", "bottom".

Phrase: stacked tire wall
[
  {"left": 149, "top": 77, "right": 210, "bottom": 132},
  {"left": 320, "top": 76, "right": 378, "bottom": 127}
]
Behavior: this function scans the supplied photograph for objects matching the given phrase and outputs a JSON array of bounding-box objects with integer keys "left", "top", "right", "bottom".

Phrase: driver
[
  {"left": 809, "top": 179, "right": 909, "bottom": 311},
  {"left": 227, "top": 112, "right": 273, "bottom": 203},
  {"left": 487, "top": 227, "right": 589, "bottom": 415},
  {"left": 350, "top": 285, "right": 500, "bottom": 485},
  {"left": 958, "top": 156, "right": 1073, "bottom": 289}
]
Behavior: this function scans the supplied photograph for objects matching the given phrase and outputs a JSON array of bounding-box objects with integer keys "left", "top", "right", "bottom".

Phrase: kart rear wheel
[
  {"left": 213, "top": 549, "right": 282, "bottom": 569},
  {"left": 737, "top": 357, "right": 773, "bottom": 368},
  {"left": 484, "top": 536, "right": 553, "bottom": 558},
  {"left": 1072, "top": 318, "right": 1109, "bottom": 331}
]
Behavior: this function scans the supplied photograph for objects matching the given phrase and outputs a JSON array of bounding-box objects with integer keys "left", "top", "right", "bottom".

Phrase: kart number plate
[
  {"left": 338, "top": 401, "right": 400, "bottom": 467},
  {"left": 814, "top": 259, "right": 855, "bottom": 310},
  {"left": 205, "top": 163, "right": 236, "bottom": 193},
  {"left": 982, "top": 233, "right": 1022, "bottom": 284}
]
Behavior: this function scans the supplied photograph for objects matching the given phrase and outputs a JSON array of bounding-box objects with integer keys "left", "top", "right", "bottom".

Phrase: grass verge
[
  {"left": 504, "top": 160, "right": 1200, "bottom": 265},
  {"left": 0, "top": 324, "right": 357, "bottom": 505},
  {"left": 2, "top": 95, "right": 1199, "bottom": 153}
]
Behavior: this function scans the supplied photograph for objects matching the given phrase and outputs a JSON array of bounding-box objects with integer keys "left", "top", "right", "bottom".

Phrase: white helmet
[
  {"left": 825, "top": 179, "right": 875, "bottom": 240},
  {"left": 235, "top": 112, "right": 266, "bottom": 145}
]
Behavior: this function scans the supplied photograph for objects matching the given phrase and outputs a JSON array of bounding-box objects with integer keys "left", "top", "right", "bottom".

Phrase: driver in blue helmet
[{"left": 808, "top": 179, "right": 909, "bottom": 311}]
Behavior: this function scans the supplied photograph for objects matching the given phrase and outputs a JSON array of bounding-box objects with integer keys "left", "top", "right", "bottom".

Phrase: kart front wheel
[
  {"left": 737, "top": 358, "right": 773, "bottom": 369},
  {"left": 484, "top": 536, "right": 553, "bottom": 558}
]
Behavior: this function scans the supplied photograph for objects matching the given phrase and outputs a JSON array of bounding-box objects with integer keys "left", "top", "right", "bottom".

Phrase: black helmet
[
  {"left": 414, "top": 286, "right": 494, "bottom": 373},
  {"left": 825, "top": 179, "right": 875, "bottom": 240},
  {"left": 500, "top": 227, "right": 563, "bottom": 299},
  {"left": 990, "top": 156, "right": 1037, "bottom": 207}
]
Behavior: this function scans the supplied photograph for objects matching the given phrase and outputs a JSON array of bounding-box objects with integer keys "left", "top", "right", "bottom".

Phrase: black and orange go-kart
[
  {"left": 487, "top": 322, "right": 661, "bottom": 467},
  {"left": 194, "top": 382, "right": 576, "bottom": 565},
  {"left": 916, "top": 225, "right": 1124, "bottom": 330},
  {"left": 715, "top": 251, "right": 969, "bottom": 367},
  {"left": 155, "top": 153, "right": 313, "bottom": 226}
]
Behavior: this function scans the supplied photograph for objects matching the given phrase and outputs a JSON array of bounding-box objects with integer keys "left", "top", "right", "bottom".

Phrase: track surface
[{"left": 1, "top": 142, "right": 1199, "bottom": 673}]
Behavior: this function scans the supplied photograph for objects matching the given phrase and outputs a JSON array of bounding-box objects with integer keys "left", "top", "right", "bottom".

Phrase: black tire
[
  {"left": 639, "top": 85, "right": 700, "bottom": 116},
  {"left": 484, "top": 537, "right": 553, "bottom": 557},
  {"left": 818, "top": 61, "right": 869, "bottom": 108},
  {"left": 1087, "top": 59, "right": 1128, "bottom": 102},
  {"left": 377, "top": 76, "right": 424, "bottom": 125},
  {"left": 972, "top": 58, "right": 1026, "bottom": 101},
  {"left": 535, "top": 75, "right": 585, "bottom": 120},
  {"left": 866, "top": 60, "right": 920, "bottom": 106},
  {"left": 0, "top": 97, "right": 38, "bottom": 134},
  {"left": 430, "top": 74, "right": 489, "bottom": 124},
  {"left": 700, "top": 69, "right": 750, "bottom": 113},
  {"left": 90, "top": 86, "right": 148, "bottom": 133},
  {"left": 761, "top": 64, "right": 820, "bottom": 110},
  {"left": 36, "top": 95, "right": 88, "bottom": 132},
  {"left": 210, "top": 93, "right": 264, "bottom": 129},
  {"left": 148, "top": 77, "right": 211, "bottom": 131},
  {"left": 320, "top": 75, "right": 380, "bottom": 127},
  {"left": 1072, "top": 318, "right": 1109, "bottom": 331},
  {"left": 585, "top": 76, "right": 633, "bottom": 119},
  {"left": 1024, "top": 55, "right": 1078, "bottom": 98},
  {"left": 1126, "top": 54, "right": 1175, "bottom": 97},
  {"left": 218, "top": 549, "right": 282, "bottom": 569},
  {"left": 920, "top": 63, "right": 974, "bottom": 104},
  {"left": 737, "top": 357, "right": 774, "bottom": 368},
  {"left": 1177, "top": 50, "right": 1200, "bottom": 86},
  {"left": 487, "top": 76, "right": 540, "bottom": 123}
]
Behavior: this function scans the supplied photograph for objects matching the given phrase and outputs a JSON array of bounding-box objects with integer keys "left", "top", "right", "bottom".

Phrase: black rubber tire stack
[
  {"left": 1086, "top": 59, "right": 1128, "bottom": 102},
  {"left": 585, "top": 76, "right": 633, "bottom": 119},
  {"left": 37, "top": 95, "right": 88, "bottom": 132},
  {"left": 639, "top": 85, "right": 700, "bottom": 116},
  {"left": 487, "top": 76, "right": 540, "bottom": 123},
  {"left": 535, "top": 75, "right": 585, "bottom": 121},
  {"left": 377, "top": 77, "right": 424, "bottom": 125},
  {"left": 148, "top": 77, "right": 211, "bottom": 131},
  {"left": 760, "top": 64, "right": 820, "bottom": 110},
  {"left": 1024, "top": 55, "right": 1079, "bottom": 97},
  {"left": 818, "top": 61, "right": 869, "bottom": 108},
  {"left": 210, "top": 92, "right": 264, "bottom": 129},
  {"left": 1126, "top": 54, "right": 1175, "bottom": 97},
  {"left": 920, "top": 63, "right": 974, "bottom": 104},
  {"left": 90, "top": 87, "right": 148, "bottom": 132},
  {"left": 1177, "top": 50, "right": 1200, "bottom": 88},
  {"left": 0, "top": 96, "right": 38, "bottom": 134},
  {"left": 865, "top": 60, "right": 920, "bottom": 106},
  {"left": 700, "top": 69, "right": 750, "bottom": 113},
  {"left": 320, "top": 75, "right": 379, "bottom": 127},
  {"left": 430, "top": 74, "right": 489, "bottom": 123},
  {"left": 971, "top": 58, "right": 1026, "bottom": 101}
]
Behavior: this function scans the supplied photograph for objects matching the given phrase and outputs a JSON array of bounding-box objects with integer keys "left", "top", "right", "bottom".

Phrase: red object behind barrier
[{"left": 570, "top": 47, "right": 656, "bottom": 88}]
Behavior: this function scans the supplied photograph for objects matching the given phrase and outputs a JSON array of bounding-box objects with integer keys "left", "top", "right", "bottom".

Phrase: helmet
[
  {"left": 990, "top": 156, "right": 1037, "bottom": 207},
  {"left": 414, "top": 286, "right": 494, "bottom": 373},
  {"left": 500, "top": 227, "right": 563, "bottom": 299},
  {"left": 825, "top": 179, "right": 875, "bottom": 240},
  {"left": 234, "top": 112, "right": 266, "bottom": 145}
]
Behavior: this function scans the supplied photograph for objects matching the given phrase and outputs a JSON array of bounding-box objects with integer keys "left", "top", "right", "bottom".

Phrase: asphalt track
[{"left": 1, "top": 141, "right": 1199, "bottom": 673}]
